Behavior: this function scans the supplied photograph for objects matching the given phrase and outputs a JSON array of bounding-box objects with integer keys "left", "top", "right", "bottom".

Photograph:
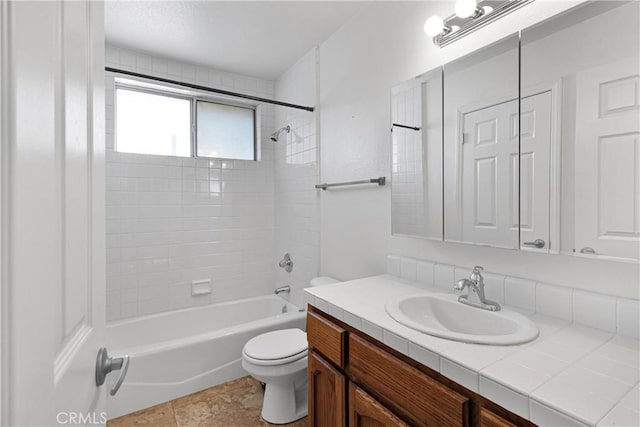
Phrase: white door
[
  {"left": 574, "top": 57, "right": 640, "bottom": 261},
  {"left": 461, "top": 99, "right": 519, "bottom": 248},
  {"left": 520, "top": 91, "right": 552, "bottom": 253},
  {"left": 2, "top": 1, "right": 114, "bottom": 425}
]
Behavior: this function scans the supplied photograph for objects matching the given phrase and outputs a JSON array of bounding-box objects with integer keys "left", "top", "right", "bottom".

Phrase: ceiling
[{"left": 104, "top": 1, "right": 368, "bottom": 80}]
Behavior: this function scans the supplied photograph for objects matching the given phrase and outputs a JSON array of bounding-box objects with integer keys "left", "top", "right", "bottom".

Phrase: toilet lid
[{"left": 243, "top": 328, "right": 307, "bottom": 361}]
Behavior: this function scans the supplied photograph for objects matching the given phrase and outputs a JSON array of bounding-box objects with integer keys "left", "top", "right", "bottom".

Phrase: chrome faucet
[
  {"left": 454, "top": 266, "right": 501, "bottom": 311},
  {"left": 275, "top": 285, "right": 291, "bottom": 295}
]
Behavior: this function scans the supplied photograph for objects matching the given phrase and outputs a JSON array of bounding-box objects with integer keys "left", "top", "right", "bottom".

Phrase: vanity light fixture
[
  {"left": 425, "top": 0, "right": 533, "bottom": 47},
  {"left": 454, "top": 0, "right": 484, "bottom": 19}
]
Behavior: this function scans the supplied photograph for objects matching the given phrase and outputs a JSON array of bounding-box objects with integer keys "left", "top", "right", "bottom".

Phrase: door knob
[
  {"left": 95, "top": 347, "right": 130, "bottom": 396},
  {"left": 523, "top": 239, "right": 545, "bottom": 248}
]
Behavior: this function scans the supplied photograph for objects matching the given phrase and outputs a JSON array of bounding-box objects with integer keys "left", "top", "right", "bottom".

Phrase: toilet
[{"left": 241, "top": 276, "right": 340, "bottom": 424}]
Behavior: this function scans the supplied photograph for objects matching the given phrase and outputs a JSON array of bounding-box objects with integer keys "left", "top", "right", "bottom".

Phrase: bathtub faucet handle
[
  {"left": 278, "top": 253, "right": 293, "bottom": 273},
  {"left": 95, "top": 347, "right": 130, "bottom": 396}
]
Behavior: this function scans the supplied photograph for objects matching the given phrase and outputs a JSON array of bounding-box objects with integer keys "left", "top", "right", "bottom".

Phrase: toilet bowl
[
  {"left": 241, "top": 276, "right": 340, "bottom": 424},
  {"left": 242, "top": 329, "right": 308, "bottom": 424}
]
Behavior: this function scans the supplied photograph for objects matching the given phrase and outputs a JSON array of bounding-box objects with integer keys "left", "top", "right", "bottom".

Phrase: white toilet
[{"left": 241, "top": 276, "right": 339, "bottom": 424}]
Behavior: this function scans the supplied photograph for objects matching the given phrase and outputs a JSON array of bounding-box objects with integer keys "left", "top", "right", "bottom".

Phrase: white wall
[
  {"left": 104, "top": 46, "right": 277, "bottom": 320},
  {"left": 318, "top": 1, "right": 639, "bottom": 299},
  {"left": 274, "top": 49, "right": 320, "bottom": 307}
]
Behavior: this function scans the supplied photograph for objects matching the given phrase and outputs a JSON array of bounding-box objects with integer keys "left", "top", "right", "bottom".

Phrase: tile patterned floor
[{"left": 108, "top": 376, "right": 308, "bottom": 427}]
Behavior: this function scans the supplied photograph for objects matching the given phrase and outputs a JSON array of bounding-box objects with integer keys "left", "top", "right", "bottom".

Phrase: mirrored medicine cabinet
[
  {"left": 390, "top": 1, "right": 639, "bottom": 262},
  {"left": 391, "top": 68, "right": 443, "bottom": 240}
]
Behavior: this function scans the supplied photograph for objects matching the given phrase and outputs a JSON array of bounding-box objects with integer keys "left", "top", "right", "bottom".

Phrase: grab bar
[{"left": 315, "top": 177, "right": 386, "bottom": 191}]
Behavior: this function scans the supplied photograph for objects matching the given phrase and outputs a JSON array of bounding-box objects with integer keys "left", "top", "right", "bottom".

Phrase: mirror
[
  {"left": 522, "top": 1, "right": 640, "bottom": 261},
  {"left": 443, "top": 35, "right": 520, "bottom": 249},
  {"left": 390, "top": 68, "right": 443, "bottom": 239},
  {"left": 390, "top": 3, "right": 638, "bottom": 261}
]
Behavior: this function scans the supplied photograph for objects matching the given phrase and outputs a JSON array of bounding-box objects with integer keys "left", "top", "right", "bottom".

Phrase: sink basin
[{"left": 385, "top": 293, "right": 538, "bottom": 345}]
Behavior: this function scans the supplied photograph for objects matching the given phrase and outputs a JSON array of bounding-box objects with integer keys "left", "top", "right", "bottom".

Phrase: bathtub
[{"left": 106, "top": 295, "right": 306, "bottom": 419}]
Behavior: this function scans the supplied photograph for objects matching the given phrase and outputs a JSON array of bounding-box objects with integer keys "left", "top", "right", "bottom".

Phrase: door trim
[
  {"left": 0, "top": 1, "right": 9, "bottom": 423},
  {"left": 521, "top": 80, "right": 562, "bottom": 255}
]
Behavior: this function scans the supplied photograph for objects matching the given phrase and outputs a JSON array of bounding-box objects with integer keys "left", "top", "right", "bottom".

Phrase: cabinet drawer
[
  {"left": 307, "top": 310, "right": 346, "bottom": 368},
  {"left": 348, "top": 334, "right": 469, "bottom": 427},
  {"left": 479, "top": 408, "right": 516, "bottom": 427}
]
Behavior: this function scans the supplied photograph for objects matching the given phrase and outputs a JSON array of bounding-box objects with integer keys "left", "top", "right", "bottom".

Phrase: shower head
[{"left": 270, "top": 125, "right": 290, "bottom": 142}]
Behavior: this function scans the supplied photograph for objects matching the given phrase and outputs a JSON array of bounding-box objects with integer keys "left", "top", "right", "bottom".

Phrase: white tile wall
[
  {"left": 105, "top": 45, "right": 277, "bottom": 321},
  {"left": 505, "top": 277, "right": 537, "bottom": 312},
  {"left": 416, "top": 260, "right": 435, "bottom": 287},
  {"left": 536, "top": 282, "right": 573, "bottom": 321},
  {"left": 434, "top": 263, "right": 455, "bottom": 291},
  {"left": 573, "top": 290, "right": 618, "bottom": 333},
  {"left": 400, "top": 257, "right": 417, "bottom": 282},
  {"left": 386, "top": 255, "right": 402, "bottom": 277},
  {"left": 617, "top": 298, "right": 640, "bottom": 339},
  {"left": 483, "top": 272, "right": 506, "bottom": 305},
  {"left": 274, "top": 49, "right": 320, "bottom": 308}
]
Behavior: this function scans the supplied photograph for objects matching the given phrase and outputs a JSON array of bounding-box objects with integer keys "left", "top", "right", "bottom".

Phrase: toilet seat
[{"left": 243, "top": 328, "right": 308, "bottom": 366}]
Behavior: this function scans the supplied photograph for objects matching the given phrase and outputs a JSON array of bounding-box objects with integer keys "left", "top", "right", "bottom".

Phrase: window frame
[
  {"left": 113, "top": 78, "right": 258, "bottom": 161},
  {"left": 193, "top": 98, "right": 257, "bottom": 161}
]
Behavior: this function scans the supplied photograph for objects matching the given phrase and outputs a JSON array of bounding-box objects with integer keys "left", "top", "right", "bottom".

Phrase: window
[
  {"left": 114, "top": 82, "right": 256, "bottom": 160},
  {"left": 116, "top": 88, "right": 191, "bottom": 157},
  {"left": 196, "top": 101, "right": 255, "bottom": 160}
]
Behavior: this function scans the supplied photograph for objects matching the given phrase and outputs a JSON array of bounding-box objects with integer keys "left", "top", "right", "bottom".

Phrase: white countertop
[{"left": 304, "top": 275, "right": 640, "bottom": 427}]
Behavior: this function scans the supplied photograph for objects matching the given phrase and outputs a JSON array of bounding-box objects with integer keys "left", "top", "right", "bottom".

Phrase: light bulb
[
  {"left": 424, "top": 16, "right": 444, "bottom": 37},
  {"left": 455, "top": 0, "right": 478, "bottom": 18}
]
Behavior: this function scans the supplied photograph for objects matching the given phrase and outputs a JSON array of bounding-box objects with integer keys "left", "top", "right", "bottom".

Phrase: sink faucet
[
  {"left": 454, "top": 266, "right": 501, "bottom": 311},
  {"left": 275, "top": 285, "right": 291, "bottom": 295}
]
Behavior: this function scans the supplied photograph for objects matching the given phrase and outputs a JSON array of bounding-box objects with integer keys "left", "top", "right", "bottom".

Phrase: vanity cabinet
[
  {"left": 479, "top": 408, "right": 516, "bottom": 427},
  {"left": 307, "top": 306, "right": 535, "bottom": 427},
  {"left": 349, "top": 383, "right": 408, "bottom": 427},
  {"left": 309, "top": 351, "right": 346, "bottom": 427}
]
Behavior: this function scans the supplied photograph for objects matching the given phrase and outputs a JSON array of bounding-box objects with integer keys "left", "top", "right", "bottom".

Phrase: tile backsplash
[
  {"left": 387, "top": 255, "right": 639, "bottom": 339},
  {"left": 105, "top": 45, "right": 277, "bottom": 321}
]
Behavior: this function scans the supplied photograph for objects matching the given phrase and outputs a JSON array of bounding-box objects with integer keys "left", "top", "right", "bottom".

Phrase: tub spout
[{"left": 275, "top": 285, "right": 291, "bottom": 295}]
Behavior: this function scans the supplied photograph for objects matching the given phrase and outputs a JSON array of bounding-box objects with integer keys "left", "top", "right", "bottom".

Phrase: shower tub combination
[{"left": 106, "top": 295, "right": 305, "bottom": 419}]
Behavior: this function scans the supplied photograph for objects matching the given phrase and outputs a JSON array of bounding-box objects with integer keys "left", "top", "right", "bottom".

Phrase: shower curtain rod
[{"left": 105, "top": 67, "right": 315, "bottom": 112}]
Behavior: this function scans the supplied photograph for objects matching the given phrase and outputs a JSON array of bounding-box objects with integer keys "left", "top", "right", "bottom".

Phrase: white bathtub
[{"left": 106, "top": 295, "right": 306, "bottom": 419}]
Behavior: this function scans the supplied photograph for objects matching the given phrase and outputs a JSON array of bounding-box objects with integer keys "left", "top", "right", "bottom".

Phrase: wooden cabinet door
[
  {"left": 349, "top": 383, "right": 408, "bottom": 427},
  {"left": 308, "top": 350, "right": 346, "bottom": 427}
]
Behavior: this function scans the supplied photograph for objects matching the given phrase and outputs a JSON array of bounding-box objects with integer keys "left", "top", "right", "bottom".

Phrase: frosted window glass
[
  {"left": 196, "top": 101, "right": 255, "bottom": 160},
  {"left": 116, "top": 88, "right": 191, "bottom": 157}
]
